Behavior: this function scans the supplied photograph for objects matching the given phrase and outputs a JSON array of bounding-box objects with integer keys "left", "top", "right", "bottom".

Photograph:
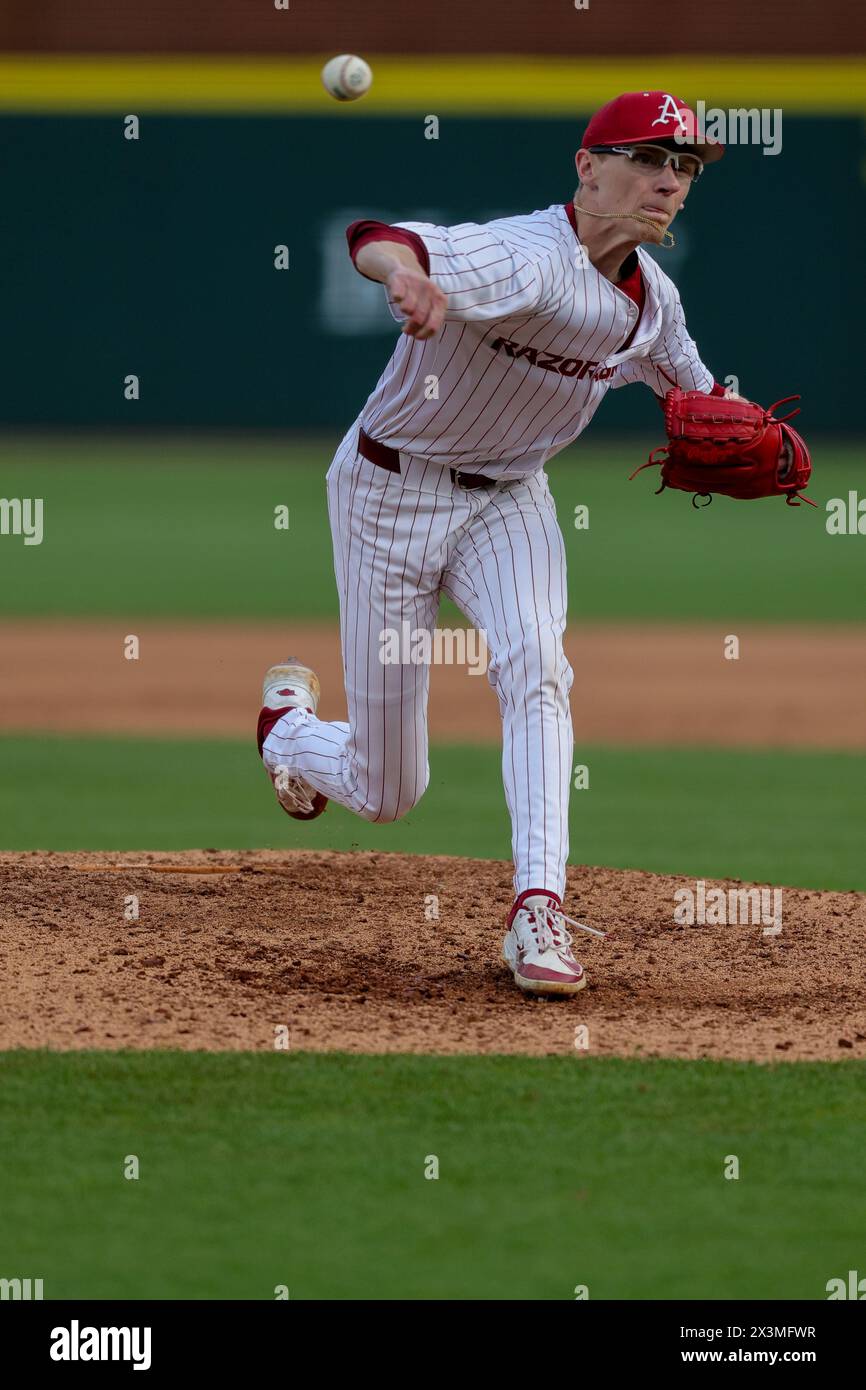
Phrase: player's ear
[{"left": 575, "top": 148, "right": 595, "bottom": 186}]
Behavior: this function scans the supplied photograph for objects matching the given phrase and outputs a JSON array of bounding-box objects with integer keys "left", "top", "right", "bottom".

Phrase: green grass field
[
  {"left": 2, "top": 1051, "right": 864, "bottom": 1300},
  {"left": 1, "top": 435, "right": 863, "bottom": 621},
  {"left": 1, "top": 734, "right": 864, "bottom": 889}
]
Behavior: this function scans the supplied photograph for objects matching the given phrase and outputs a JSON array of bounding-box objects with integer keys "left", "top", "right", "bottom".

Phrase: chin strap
[{"left": 576, "top": 203, "right": 675, "bottom": 248}]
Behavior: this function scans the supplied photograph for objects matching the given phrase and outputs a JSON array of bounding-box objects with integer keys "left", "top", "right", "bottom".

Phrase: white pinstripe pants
[{"left": 263, "top": 422, "right": 575, "bottom": 899}]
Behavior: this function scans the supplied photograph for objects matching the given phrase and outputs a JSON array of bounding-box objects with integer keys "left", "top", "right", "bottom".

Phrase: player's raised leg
[
  {"left": 257, "top": 426, "right": 440, "bottom": 824},
  {"left": 256, "top": 658, "right": 332, "bottom": 820}
]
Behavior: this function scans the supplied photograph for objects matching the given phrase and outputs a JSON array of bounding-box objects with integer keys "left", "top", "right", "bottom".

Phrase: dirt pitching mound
[{"left": 2, "top": 851, "right": 864, "bottom": 1062}]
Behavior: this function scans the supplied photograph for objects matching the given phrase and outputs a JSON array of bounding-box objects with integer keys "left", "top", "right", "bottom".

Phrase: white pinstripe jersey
[{"left": 358, "top": 202, "right": 714, "bottom": 480}]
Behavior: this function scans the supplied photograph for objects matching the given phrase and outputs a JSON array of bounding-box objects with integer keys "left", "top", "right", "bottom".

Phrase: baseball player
[{"left": 256, "top": 92, "right": 734, "bottom": 997}]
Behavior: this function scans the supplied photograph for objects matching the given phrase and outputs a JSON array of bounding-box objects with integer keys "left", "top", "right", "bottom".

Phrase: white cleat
[
  {"left": 503, "top": 891, "right": 590, "bottom": 996},
  {"left": 261, "top": 659, "right": 321, "bottom": 715},
  {"left": 257, "top": 658, "right": 328, "bottom": 822}
]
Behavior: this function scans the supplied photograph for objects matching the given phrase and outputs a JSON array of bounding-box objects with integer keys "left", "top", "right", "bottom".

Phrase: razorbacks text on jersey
[{"left": 346, "top": 202, "right": 714, "bottom": 479}]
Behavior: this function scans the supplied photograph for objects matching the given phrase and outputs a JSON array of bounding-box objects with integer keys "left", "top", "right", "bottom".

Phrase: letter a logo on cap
[{"left": 652, "top": 93, "right": 688, "bottom": 131}]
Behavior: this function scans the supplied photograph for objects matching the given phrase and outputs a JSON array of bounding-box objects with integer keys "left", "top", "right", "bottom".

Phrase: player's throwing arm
[{"left": 353, "top": 242, "right": 447, "bottom": 340}]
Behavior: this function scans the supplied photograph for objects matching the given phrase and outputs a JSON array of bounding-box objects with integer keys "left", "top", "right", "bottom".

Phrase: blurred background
[
  {"left": 0, "top": 1, "right": 863, "bottom": 429},
  {"left": 0, "top": 2, "right": 863, "bottom": 888}
]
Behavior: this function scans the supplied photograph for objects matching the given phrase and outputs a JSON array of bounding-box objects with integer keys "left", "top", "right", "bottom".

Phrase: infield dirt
[
  {"left": 2, "top": 849, "right": 864, "bottom": 1062},
  {"left": 2, "top": 618, "right": 865, "bottom": 747}
]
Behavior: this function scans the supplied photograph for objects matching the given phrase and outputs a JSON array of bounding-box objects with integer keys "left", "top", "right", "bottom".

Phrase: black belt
[{"left": 357, "top": 427, "right": 498, "bottom": 490}]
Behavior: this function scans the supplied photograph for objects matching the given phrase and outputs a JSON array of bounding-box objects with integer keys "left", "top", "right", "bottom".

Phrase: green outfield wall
[{"left": 3, "top": 113, "right": 861, "bottom": 431}]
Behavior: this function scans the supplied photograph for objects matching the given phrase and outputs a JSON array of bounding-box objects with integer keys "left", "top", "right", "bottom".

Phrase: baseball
[{"left": 321, "top": 55, "right": 373, "bottom": 102}]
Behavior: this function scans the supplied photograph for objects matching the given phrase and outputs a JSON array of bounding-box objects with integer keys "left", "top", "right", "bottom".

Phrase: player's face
[{"left": 597, "top": 147, "right": 691, "bottom": 240}]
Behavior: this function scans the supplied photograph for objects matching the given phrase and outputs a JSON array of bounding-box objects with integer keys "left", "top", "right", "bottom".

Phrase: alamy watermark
[
  {"left": 1, "top": 1276, "right": 43, "bottom": 1299},
  {"left": 0, "top": 497, "right": 43, "bottom": 545},
  {"left": 673, "top": 879, "right": 782, "bottom": 936},
  {"left": 673, "top": 99, "right": 782, "bottom": 156},
  {"left": 50, "top": 1322, "right": 152, "bottom": 1370},
  {"left": 379, "top": 621, "right": 488, "bottom": 675},
  {"left": 826, "top": 1269, "right": 866, "bottom": 1299},
  {"left": 826, "top": 492, "right": 866, "bottom": 535}
]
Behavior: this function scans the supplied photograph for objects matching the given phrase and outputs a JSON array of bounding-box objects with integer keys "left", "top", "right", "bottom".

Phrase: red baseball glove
[{"left": 630, "top": 388, "right": 815, "bottom": 508}]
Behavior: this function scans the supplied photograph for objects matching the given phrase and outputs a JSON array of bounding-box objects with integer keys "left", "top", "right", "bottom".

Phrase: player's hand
[{"left": 387, "top": 267, "right": 447, "bottom": 340}]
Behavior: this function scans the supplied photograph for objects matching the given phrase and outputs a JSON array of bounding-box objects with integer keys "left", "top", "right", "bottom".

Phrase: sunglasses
[{"left": 588, "top": 143, "right": 704, "bottom": 182}]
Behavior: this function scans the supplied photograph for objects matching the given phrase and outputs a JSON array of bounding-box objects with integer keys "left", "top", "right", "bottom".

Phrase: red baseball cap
[{"left": 581, "top": 91, "right": 724, "bottom": 164}]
